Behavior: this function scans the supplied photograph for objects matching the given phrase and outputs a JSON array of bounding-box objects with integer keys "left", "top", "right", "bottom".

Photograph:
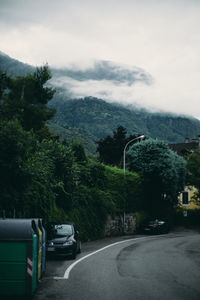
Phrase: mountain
[
  {"left": 1, "top": 51, "right": 200, "bottom": 154},
  {"left": 0, "top": 51, "right": 34, "bottom": 76},
  {"left": 49, "top": 95, "right": 200, "bottom": 144}
]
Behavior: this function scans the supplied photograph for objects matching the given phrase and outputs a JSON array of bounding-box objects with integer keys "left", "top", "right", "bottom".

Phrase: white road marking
[{"left": 61, "top": 236, "right": 150, "bottom": 280}]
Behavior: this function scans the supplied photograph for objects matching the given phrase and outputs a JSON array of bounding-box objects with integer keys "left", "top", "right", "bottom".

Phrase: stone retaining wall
[{"left": 104, "top": 213, "right": 136, "bottom": 236}]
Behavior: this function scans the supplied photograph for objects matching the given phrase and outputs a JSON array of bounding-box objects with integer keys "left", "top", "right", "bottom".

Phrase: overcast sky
[{"left": 0, "top": 0, "right": 200, "bottom": 118}]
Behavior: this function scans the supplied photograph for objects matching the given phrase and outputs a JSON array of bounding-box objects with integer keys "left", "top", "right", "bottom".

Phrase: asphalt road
[{"left": 34, "top": 228, "right": 200, "bottom": 300}]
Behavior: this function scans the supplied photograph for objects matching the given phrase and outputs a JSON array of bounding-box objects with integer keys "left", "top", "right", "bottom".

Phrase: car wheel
[
  {"left": 71, "top": 249, "right": 77, "bottom": 259},
  {"left": 77, "top": 242, "right": 81, "bottom": 254}
]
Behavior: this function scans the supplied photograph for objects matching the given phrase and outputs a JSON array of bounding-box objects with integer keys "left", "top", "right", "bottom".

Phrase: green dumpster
[
  {"left": 34, "top": 219, "right": 43, "bottom": 281},
  {"left": 0, "top": 219, "right": 38, "bottom": 297},
  {"left": 39, "top": 219, "right": 46, "bottom": 275}
]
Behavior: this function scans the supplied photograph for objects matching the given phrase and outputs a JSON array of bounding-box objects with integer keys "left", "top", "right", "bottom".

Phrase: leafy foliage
[
  {"left": 0, "top": 65, "right": 56, "bottom": 137},
  {"left": 0, "top": 120, "right": 36, "bottom": 214},
  {"left": 104, "top": 165, "right": 142, "bottom": 213},
  {"left": 47, "top": 122, "right": 97, "bottom": 154},
  {"left": 96, "top": 125, "right": 144, "bottom": 166},
  {"left": 71, "top": 140, "right": 87, "bottom": 163},
  {"left": 126, "top": 139, "right": 186, "bottom": 217},
  {"left": 187, "top": 148, "right": 200, "bottom": 204},
  {"left": 97, "top": 126, "right": 127, "bottom": 165}
]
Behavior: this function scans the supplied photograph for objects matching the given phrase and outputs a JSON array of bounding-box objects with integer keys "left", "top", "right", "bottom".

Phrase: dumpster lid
[
  {"left": 33, "top": 218, "right": 43, "bottom": 230},
  {"left": 0, "top": 219, "right": 36, "bottom": 240}
]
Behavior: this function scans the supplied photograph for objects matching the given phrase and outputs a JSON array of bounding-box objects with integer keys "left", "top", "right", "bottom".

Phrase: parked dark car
[
  {"left": 143, "top": 219, "right": 169, "bottom": 234},
  {"left": 46, "top": 222, "right": 81, "bottom": 259}
]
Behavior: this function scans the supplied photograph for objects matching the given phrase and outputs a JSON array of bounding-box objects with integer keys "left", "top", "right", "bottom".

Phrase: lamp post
[{"left": 122, "top": 135, "right": 145, "bottom": 234}]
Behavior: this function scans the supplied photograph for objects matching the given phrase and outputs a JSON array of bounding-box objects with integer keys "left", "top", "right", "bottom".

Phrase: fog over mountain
[
  {"left": 52, "top": 60, "right": 153, "bottom": 85},
  {"left": 0, "top": 50, "right": 198, "bottom": 118},
  {"left": 50, "top": 60, "right": 155, "bottom": 109},
  {"left": 1, "top": 50, "right": 200, "bottom": 154}
]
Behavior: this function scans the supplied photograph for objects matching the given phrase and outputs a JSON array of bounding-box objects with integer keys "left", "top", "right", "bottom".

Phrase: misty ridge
[
  {"left": 52, "top": 60, "right": 153, "bottom": 84},
  {"left": 0, "top": 51, "right": 154, "bottom": 109},
  {"left": 1, "top": 51, "right": 200, "bottom": 154},
  {"left": 0, "top": 50, "right": 196, "bottom": 118},
  {"left": 50, "top": 60, "right": 156, "bottom": 109},
  {"left": 48, "top": 59, "right": 196, "bottom": 120}
]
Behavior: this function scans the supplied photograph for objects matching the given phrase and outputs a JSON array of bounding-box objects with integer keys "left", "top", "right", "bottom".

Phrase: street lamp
[
  {"left": 122, "top": 135, "right": 145, "bottom": 234},
  {"left": 123, "top": 135, "right": 145, "bottom": 174}
]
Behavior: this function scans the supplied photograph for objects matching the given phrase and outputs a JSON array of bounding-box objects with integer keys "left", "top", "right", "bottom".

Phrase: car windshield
[
  {"left": 149, "top": 221, "right": 158, "bottom": 225},
  {"left": 54, "top": 224, "right": 73, "bottom": 236},
  {"left": 47, "top": 224, "right": 73, "bottom": 238}
]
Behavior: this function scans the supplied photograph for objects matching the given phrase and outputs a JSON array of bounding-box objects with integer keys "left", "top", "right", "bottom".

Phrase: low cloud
[
  {"left": 50, "top": 60, "right": 200, "bottom": 119},
  {"left": 50, "top": 60, "right": 154, "bottom": 107},
  {"left": 1, "top": 0, "right": 200, "bottom": 119},
  {"left": 53, "top": 61, "right": 153, "bottom": 85}
]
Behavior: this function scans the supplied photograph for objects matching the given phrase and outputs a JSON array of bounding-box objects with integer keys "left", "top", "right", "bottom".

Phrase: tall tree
[
  {"left": 96, "top": 125, "right": 141, "bottom": 166},
  {"left": 126, "top": 138, "right": 186, "bottom": 217},
  {"left": 0, "top": 65, "right": 56, "bottom": 137},
  {"left": 0, "top": 120, "right": 36, "bottom": 215}
]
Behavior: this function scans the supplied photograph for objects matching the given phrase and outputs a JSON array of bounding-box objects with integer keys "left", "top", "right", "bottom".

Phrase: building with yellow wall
[{"left": 178, "top": 186, "right": 200, "bottom": 210}]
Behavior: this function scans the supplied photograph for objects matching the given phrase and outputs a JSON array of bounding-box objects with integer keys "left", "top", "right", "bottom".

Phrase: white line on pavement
[{"left": 61, "top": 236, "right": 149, "bottom": 280}]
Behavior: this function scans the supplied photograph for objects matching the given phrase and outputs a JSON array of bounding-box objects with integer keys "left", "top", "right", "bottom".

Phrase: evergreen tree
[
  {"left": 96, "top": 125, "right": 141, "bottom": 166},
  {"left": 0, "top": 66, "right": 56, "bottom": 137},
  {"left": 126, "top": 138, "right": 186, "bottom": 217}
]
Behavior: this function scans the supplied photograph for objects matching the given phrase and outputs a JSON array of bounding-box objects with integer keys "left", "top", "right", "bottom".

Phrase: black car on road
[
  {"left": 143, "top": 219, "right": 169, "bottom": 234},
  {"left": 46, "top": 222, "right": 81, "bottom": 259}
]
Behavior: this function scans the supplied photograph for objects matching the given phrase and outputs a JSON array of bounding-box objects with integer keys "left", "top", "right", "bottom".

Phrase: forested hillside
[
  {"left": 1, "top": 51, "right": 200, "bottom": 155},
  {"left": 0, "top": 51, "right": 34, "bottom": 76},
  {"left": 49, "top": 95, "right": 200, "bottom": 150}
]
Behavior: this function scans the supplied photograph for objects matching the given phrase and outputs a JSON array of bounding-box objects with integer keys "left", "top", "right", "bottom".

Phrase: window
[
  {"left": 54, "top": 224, "right": 73, "bottom": 236},
  {"left": 182, "top": 191, "right": 189, "bottom": 205}
]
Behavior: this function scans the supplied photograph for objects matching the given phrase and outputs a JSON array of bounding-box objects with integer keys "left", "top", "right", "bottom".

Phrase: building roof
[{"left": 169, "top": 141, "right": 198, "bottom": 156}]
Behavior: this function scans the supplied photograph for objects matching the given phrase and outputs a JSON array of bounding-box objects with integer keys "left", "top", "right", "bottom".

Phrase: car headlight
[{"left": 63, "top": 240, "right": 73, "bottom": 246}]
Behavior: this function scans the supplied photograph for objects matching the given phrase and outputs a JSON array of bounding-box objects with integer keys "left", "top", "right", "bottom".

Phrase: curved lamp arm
[{"left": 123, "top": 135, "right": 145, "bottom": 174}]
